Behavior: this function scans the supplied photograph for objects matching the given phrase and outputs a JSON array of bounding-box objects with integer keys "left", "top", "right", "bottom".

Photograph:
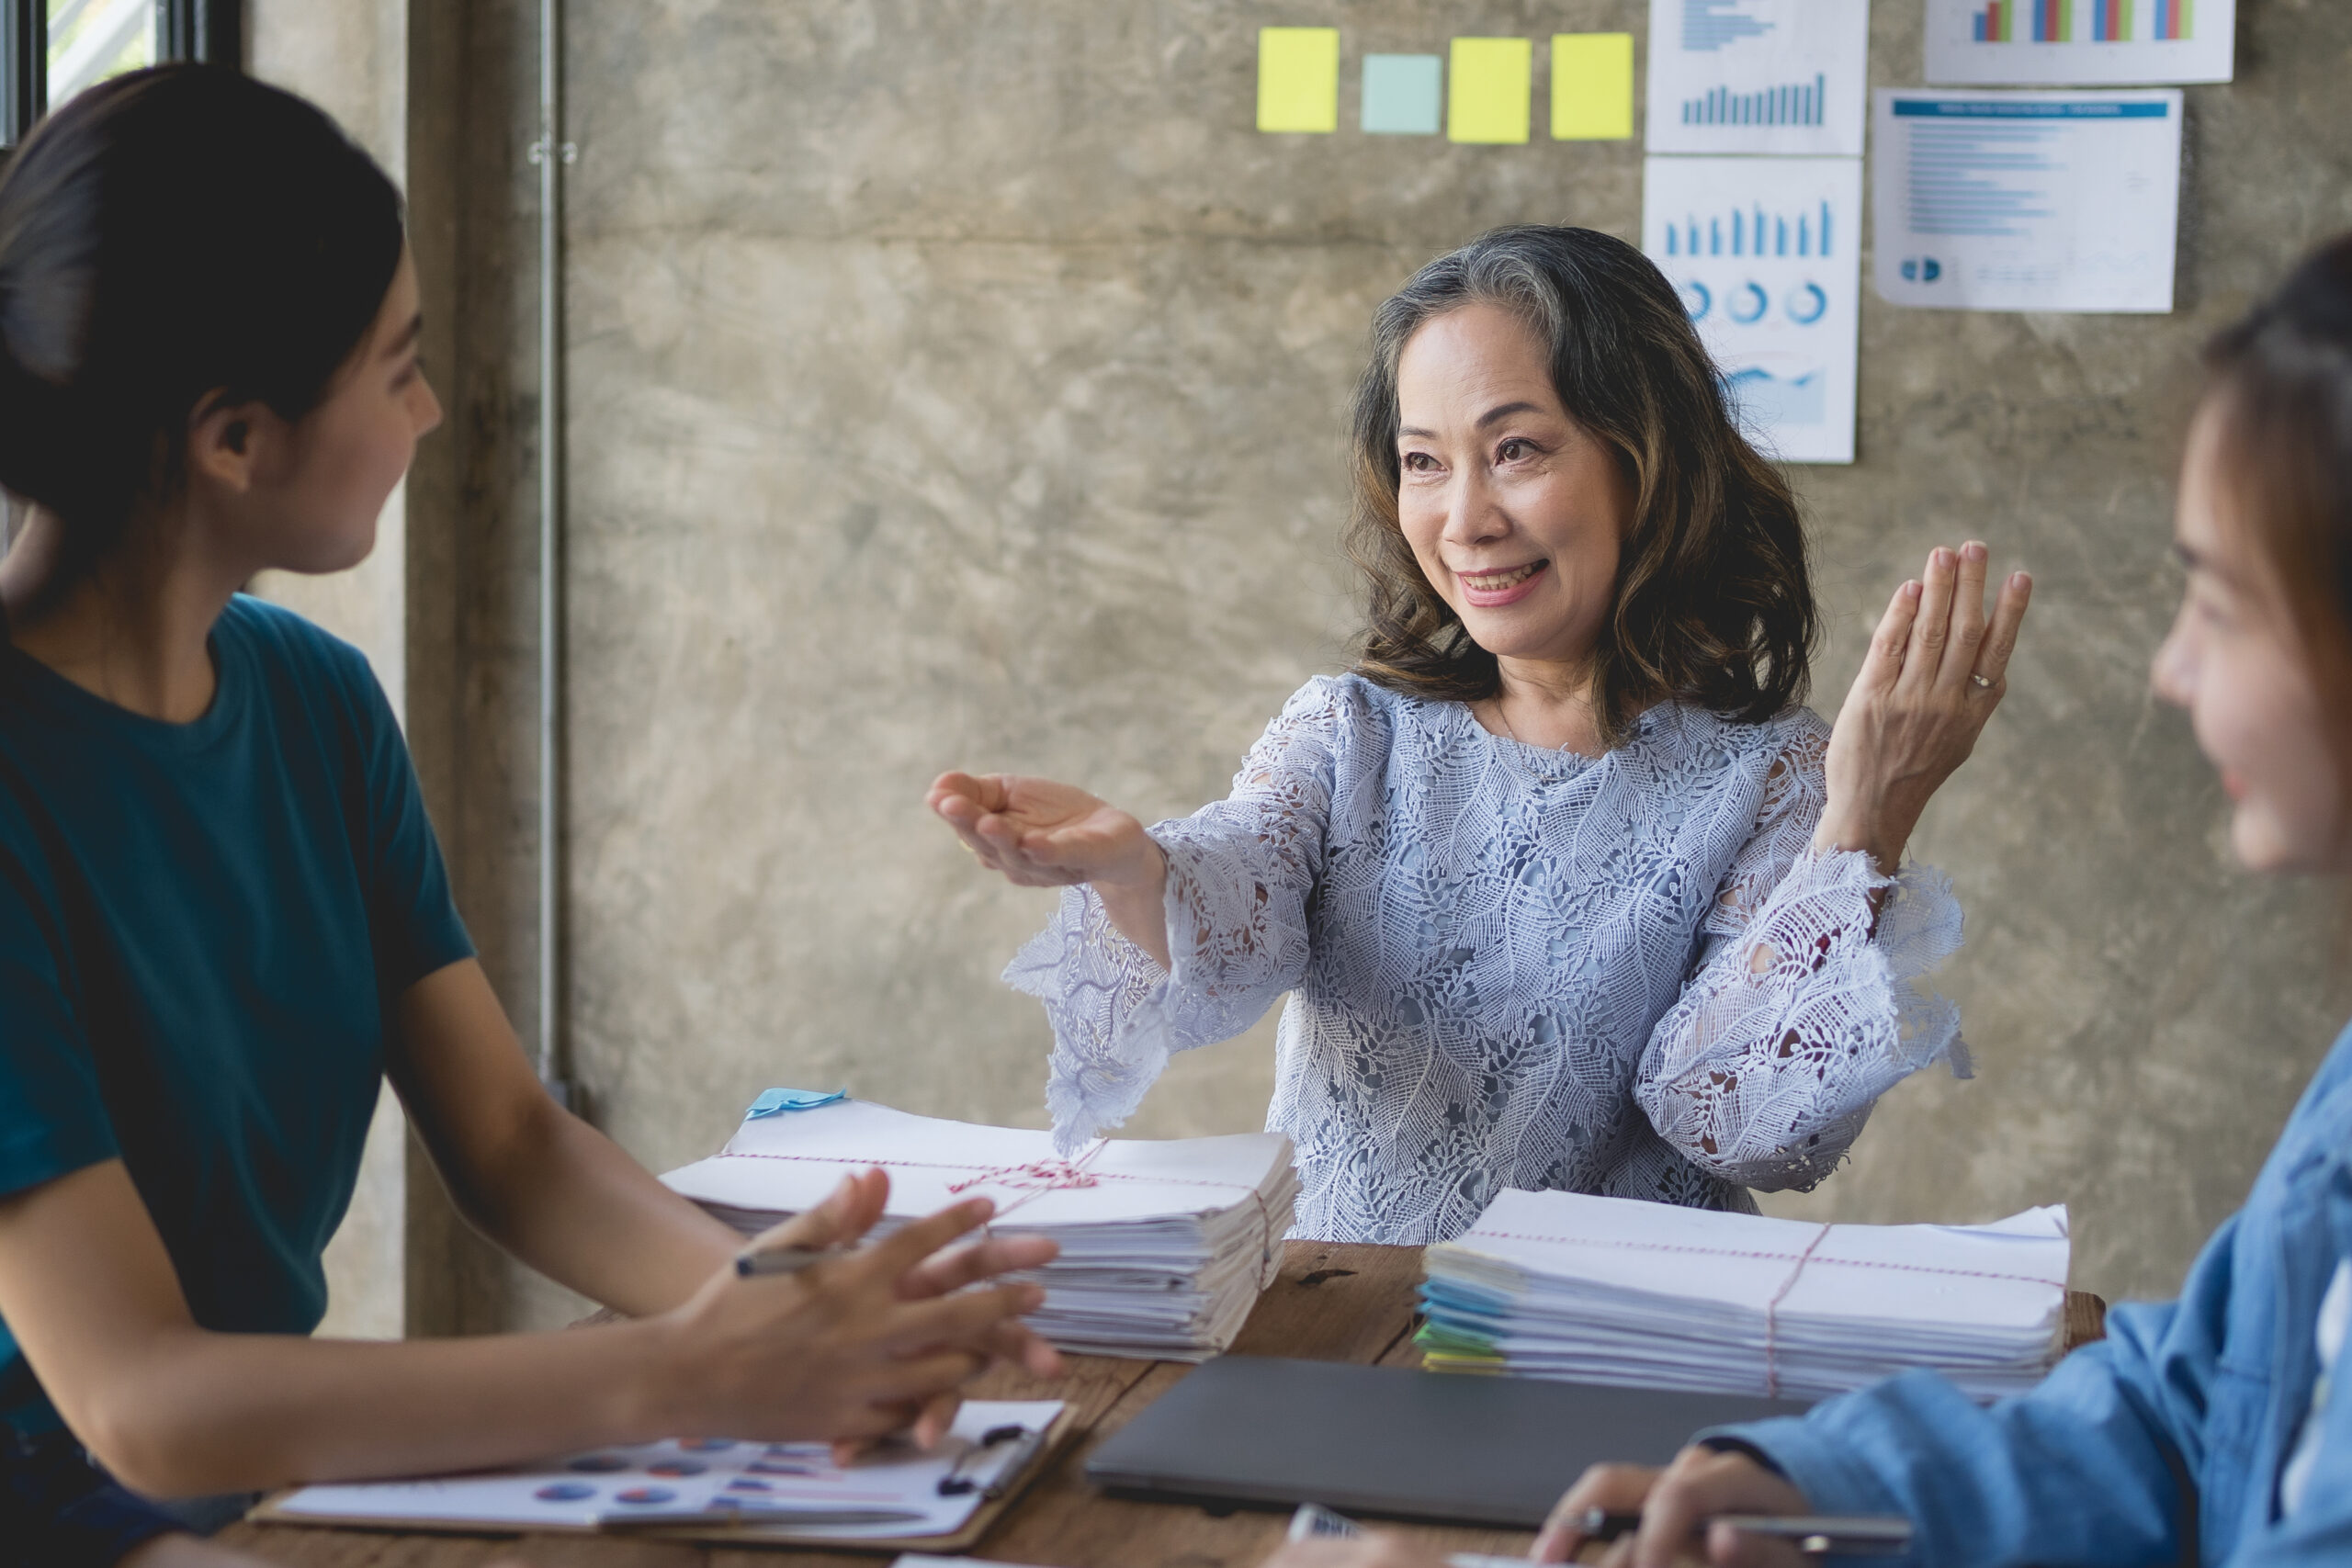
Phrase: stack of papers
[
  {"left": 662, "top": 1098, "right": 1299, "bottom": 1360},
  {"left": 266, "top": 1400, "right": 1063, "bottom": 1540},
  {"left": 1419, "top": 1190, "right": 2069, "bottom": 1402}
]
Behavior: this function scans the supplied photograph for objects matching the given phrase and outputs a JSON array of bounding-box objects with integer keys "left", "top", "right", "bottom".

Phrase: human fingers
[
  {"left": 744, "top": 1169, "right": 888, "bottom": 1256},
  {"left": 1853, "top": 577, "right": 1921, "bottom": 698},
  {"left": 910, "top": 1389, "right": 963, "bottom": 1451},
  {"left": 1930, "top": 541, "right": 1991, "bottom": 696},
  {"left": 844, "top": 1197, "right": 999, "bottom": 1288},
  {"left": 1631, "top": 1449, "right": 1812, "bottom": 1568},
  {"left": 881, "top": 1281, "right": 1047, "bottom": 1356},
  {"left": 1533, "top": 1463, "right": 1664, "bottom": 1562},
  {"left": 1628, "top": 1452, "right": 1715, "bottom": 1568},
  {"left": 928, "top": 771, "right": 1013, "bottom": 818},
  {"left": 856, "top": 1347, "right": 992, "bottom": 1408},
  {"left": 1702, "top": 1521, "right": 1814, "bottom": 1568},
  {"left": 1899, "top": 547, "right": 1957, "bottom": 695},
  {"left": 1974, "top": 569, "right": 2033, "bottom": 689},
  {"left": 957, "top": 1312, "right": 1068, "bottom": 1378},
  {"left": 831, "top": 1399, "right": 927, "bottom": 1465},
  {"left": 899, "top": 1233, "right": 1059, "bottom": 1299}
]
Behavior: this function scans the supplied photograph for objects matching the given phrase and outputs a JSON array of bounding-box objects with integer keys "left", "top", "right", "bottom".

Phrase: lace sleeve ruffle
[
  {"left": 1005, "top": 680, "right": 1344, "bottom": 1154},
  {"left": 1633, "top": 721, "right": 1968, "bottom": 1192}
]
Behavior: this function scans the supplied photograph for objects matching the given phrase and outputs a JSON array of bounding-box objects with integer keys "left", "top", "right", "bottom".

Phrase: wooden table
[{"left": 218, "top": 1245, "right": 2110, "bottom": 1568}]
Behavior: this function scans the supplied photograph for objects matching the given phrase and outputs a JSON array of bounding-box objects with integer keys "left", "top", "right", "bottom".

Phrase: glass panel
[{"left": 47, "top": 0, "right": 156, "bottom": 111}]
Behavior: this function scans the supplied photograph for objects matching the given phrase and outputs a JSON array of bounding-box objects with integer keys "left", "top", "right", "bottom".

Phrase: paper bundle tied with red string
[
  {"left": 662, "top": 1097, "right": 1300, "bottom": 1360},
  {"left": 1419, "top": 1189, "right": 2069, "bottom": 1403}
]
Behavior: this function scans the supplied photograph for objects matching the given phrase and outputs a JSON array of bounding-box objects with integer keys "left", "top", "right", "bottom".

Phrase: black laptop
[{"left": 1085, "top": 1355, "right": 1812, "bottom": 1529}]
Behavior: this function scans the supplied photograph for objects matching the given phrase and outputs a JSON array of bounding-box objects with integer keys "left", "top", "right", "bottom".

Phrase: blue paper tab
[{"left": 746, "top": 1088, "right": 847, "bottom": 1119}]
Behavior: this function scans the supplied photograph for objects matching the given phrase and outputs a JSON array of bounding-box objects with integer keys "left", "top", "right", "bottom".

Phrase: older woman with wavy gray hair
[{"left": 930, "top": 224, "right": 2031, "bottom": 1246}]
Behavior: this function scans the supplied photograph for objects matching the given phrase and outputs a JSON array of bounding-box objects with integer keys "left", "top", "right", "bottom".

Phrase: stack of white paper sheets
[
  {"left": 1419, "top": 1189, "right": 2069, "bottom": 1403},
  {"left": 662, "top": 1099, "right": 1299, "bottom": 1361}
]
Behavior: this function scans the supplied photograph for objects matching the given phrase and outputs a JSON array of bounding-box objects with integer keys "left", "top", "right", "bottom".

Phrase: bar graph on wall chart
[
  {"left": 1925, "top": 0, "right": 2229, "bottom": 83},
  {"left": 1659, "top": 198, "right": 1836, "bottom": 261},
  {"left": 1647, "top": 0, "right": 1868, "bottom": 156},
  {"left": 1970, "top": 1, "right": 2192, "bottom": 41},
  {"left": 1680, "top": 73, "right": 1825, "bottom": 128}
]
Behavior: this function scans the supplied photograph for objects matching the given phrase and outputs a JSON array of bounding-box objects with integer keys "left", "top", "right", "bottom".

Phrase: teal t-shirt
[{"left": 0, "top": 594, "right": 474, "bottom": 1434}]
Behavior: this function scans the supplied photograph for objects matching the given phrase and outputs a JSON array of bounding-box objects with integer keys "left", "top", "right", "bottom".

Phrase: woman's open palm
[
  {"left": 1816, "top": 540, "right": 2032, "bottom": 869},
  {"left": 928, "top": 772, "right": 1160, "bottom": 889}
]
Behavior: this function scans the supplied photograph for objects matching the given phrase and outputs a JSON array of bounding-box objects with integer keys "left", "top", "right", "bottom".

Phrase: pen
[
  {"left": 978, "top": 1425, "right": 1048, "bottom": 1498},
  {"left": 1575, "top": 1507, "right": 1912, "bottom": 1557},
  {"left": 734, "top": 1243, "right": 837, "bottom": 1280},
  {"left": 936, "top": 1422, "right": 1048, "bottom": 1497}
]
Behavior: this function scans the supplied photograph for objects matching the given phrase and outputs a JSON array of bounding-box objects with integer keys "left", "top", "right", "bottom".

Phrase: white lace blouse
[{"left": 1007, "top": 674, "right": 1970, "bottom": 1245}]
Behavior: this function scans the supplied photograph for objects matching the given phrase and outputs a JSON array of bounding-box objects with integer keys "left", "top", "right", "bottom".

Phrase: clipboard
[{"left": 246, "top": 1403, "right": 1077, "bottom": 1554}]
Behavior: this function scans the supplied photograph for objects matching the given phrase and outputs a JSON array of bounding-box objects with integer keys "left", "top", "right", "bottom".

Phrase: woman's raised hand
[
  {"left": 929, "top": 771, "right": 1175, "bottom": 968},
  {"left": 638, "top": 1170, "right": 1063, "bottom": 1451},
  {"left": 928, "top": 772, "right": 1162, "bottom": 889},
  {"left": 1815, "top": 541, "right": 2032, "bottom": 872}
]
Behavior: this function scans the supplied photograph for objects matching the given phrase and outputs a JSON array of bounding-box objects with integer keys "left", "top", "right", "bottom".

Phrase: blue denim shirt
[{"left": 1713, "top": 1021, "right": 2352, "bottom": 1566}]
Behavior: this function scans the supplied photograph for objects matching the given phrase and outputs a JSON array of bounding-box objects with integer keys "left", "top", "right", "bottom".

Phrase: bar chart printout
[
  {"left": 1643, "top": 156, "right": 1862, "bottom": 464},
  {"left": 1925, "top": 0, "right": 2231, "bottom": 84},
  {"left": 1971, "top": 1, "right": 2071, "bottom": 41},
  {"left": 1646, "top": 0, "right": 1868, "bottom": 156},
  {"left": 1871, "top": 88, "right": 2183, "bottom": 312}
]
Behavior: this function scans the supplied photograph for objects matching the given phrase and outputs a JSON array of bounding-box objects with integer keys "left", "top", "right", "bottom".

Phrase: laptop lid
[{"left": 1085, "top": 1355, "right": 1811, "bottom": 1529}]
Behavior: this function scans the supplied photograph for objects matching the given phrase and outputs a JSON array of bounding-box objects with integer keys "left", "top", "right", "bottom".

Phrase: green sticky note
[
  {"left": 1448, "top": 37, "right": 1532, "bottom": 144},
  {"left": 1550, "top": 33, "right": 1634, "bottom": 141},
  {"left": 1362, "top": 52, "right": 1442, "bottom": 135},
  {"left": 1258, "top": 27, "right": 1340, "bottom": 133}
]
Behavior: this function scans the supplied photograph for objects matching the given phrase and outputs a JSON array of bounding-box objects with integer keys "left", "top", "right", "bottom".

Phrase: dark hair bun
[{"left": 0, "top": 64, "right": 402, "bottom": 561}]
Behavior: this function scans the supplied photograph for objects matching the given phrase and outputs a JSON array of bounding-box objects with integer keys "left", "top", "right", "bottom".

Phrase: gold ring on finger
[{"left": 1970, "top": 673, "right": 1994, "bottom": 690}]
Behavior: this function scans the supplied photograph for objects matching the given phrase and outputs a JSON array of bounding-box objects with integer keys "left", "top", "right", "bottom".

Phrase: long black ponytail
[{"left": 0, "top": 64, "right": 403, "bottom": 574}]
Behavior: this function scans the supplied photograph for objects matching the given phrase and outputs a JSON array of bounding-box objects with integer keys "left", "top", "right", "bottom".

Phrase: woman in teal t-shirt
[{"left": 0, "top": 67, "right": 1062, "bottom": 1568}]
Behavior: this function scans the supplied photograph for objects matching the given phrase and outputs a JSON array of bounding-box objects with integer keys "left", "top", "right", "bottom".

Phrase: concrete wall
[
  {"left": 245, "top": 0, "right": 413, "bottom": 1342},
  {"left": 403, "top": 0, "right": 2352, "bottom": 1320}
]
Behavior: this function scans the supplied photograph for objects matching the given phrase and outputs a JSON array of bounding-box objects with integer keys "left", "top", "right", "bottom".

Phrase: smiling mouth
[{"left": 1459, "top": 560, "right": 1548, "bottom": 592}]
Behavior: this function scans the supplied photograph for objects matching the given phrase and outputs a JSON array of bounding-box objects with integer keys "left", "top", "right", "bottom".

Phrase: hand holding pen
[
  {"left": 1534, "top": 1445, "right": 1827, "bottom": 1567},
  {"left": 641, "top": 1168, "right": 1064, "bottom": 1460}
]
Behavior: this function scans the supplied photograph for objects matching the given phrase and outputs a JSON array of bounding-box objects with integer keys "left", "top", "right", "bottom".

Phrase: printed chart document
[
  {"left": 1926, "top": 0, "right": 2234, "bottom": 86},
  {"left": 1872, "top": 88, "right": 2182, "bottom": 313},
  {"left": 1420, "top": 1189, "right": 2070, "bottom": 1402},
  {"left": 266, "top": 1400, "right": 1065, "bottom": 1540},
  {"left": 1646, "top": 0, "right": 1870, "bottom": 157},
  {"left": 1643, "top": 155, "right": 1862, "bottom": 465}
]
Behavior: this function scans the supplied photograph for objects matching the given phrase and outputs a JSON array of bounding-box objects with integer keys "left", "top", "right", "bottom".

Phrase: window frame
[{"left": 2, "top": 0, "right": 239, "bottom": 146}]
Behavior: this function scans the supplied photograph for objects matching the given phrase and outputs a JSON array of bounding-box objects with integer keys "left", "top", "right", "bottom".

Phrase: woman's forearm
[
  {"left": 1091, "top": 839, "right": 1173, "bottom": 971},
  {"left": 93, "top": 1315, "right": 677, "bottom": 1498},
  {"left": 444, "top": 1093, "right": 739, "bottom": 1318},
  {"left": 390, "top": 961, "right": 738, "bottom": 1318}
]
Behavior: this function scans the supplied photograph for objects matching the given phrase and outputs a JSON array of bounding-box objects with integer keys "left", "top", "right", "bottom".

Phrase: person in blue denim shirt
[{"left": 1270, "top": 238, "right": 2352, "bottom": 1568}]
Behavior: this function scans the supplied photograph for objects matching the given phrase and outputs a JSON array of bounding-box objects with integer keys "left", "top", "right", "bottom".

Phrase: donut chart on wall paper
[{"left": 1675, "top": 276, "right": 1831, "bottom": 328}]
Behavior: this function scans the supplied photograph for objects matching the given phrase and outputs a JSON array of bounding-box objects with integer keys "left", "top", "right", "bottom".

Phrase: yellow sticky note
[
  {"left": 1258, "top": 27, "right": 1340, "bottom": 133},
  {"left": 1551, "top": 33, "right": 1634, "bottom": 141},
  {"left": 1448, "top": 38, "right": 1532, "bottom": 144}
]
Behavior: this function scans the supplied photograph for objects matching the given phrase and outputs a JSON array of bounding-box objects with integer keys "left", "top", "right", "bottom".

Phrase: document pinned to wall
[
  {"left": 1643, "top": 156, "right": 1863, "bottom": 465},
  {"left": 1645, "top": 0, "right": 1870, "bottom": 157},
  {"left": 1925, "top": 0, "right": 2234, "bottom": 86},
  {"left": 1871, "top": 89, "right": 2183, "bottom": 313}
]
